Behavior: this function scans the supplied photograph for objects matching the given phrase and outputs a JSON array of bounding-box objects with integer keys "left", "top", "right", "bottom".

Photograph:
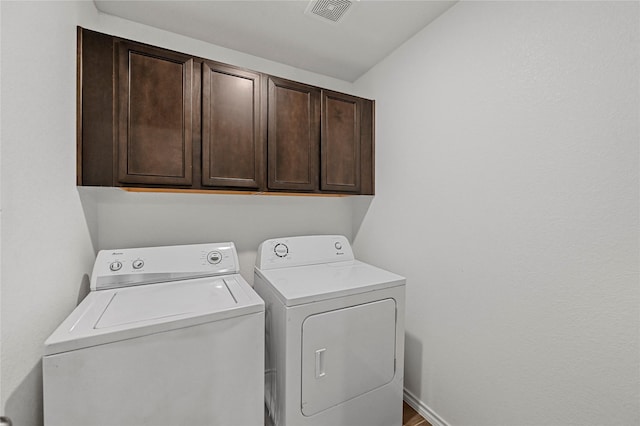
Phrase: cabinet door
[
  {"left": 321, "top": 91, "right": 361, "bottom": 193},
  {"left": 202, "top": 62, "right": 264, "bottom": 189},
  {"left": 117, "top": 42, "right": 194, "bottom": 186},
  {"left": 267, "top": 77, "right": 320, "bottom": 191}
]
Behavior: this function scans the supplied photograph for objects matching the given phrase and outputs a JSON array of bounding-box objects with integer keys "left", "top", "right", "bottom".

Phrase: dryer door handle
[{"left": 315, "top": 348, "right": 326, "bottom": 378}]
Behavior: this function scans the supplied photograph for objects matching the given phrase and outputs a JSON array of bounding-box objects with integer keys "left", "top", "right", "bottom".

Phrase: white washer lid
[
  {"left": 44, "top": 274, "right": 264, "bottom": 355},
  {"left": 254, "top": 260, "right": 405, "bottom": 307}
]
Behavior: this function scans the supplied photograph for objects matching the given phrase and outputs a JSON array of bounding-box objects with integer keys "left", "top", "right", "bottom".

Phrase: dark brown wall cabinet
[
  {"left": 268, "top": 77, "right": 320, "bottom": 192},
  {"left": 202, "top": 61, "right": 264, "bottom": 190},
  {"left": 117, "top": 42, "right": 194, "bottom": 186},
  {"left": 78, "top": 27, "right": 374, "bottom": 195},
  {"left": 322, "top": 91, "right": 362, "bottom": 193}
]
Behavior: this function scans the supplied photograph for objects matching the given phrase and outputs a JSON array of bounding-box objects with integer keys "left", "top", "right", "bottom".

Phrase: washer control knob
[
  {"left": 274, "top": 243, "right": 289, "bottom": 258},
  {"left": 207, "top": 251, "right": 222, "bottom": 264},
  {"left": 335, "top": 242, "right": 343, "bottom": 250},
  {"left": 132, "top": 259, "right": 144, "bottom": 270},
  {"left": 109, "top": 261, "right": 122, "bottom": 272}
]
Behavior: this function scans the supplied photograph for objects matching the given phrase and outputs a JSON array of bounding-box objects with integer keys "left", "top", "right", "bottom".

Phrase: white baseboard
[{"left": 403, "top": 389, "right": 450, "bottom": 426}]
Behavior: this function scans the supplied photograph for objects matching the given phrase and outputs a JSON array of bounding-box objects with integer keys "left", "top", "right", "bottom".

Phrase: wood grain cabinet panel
[
  {"left": 77, "top": 28, "right": 115, "bottom": 187},
  {"left": 321, "top": 91, "right": 361, "bottom": 193},
  {"left": 117, "top": 41, "right": 194, "bottom": 186},
  {"left": 359, "top": 99, "right": 375, "bottom": 195},
  {"left": 202, "top": 62, "right": 263, "bottom": 189},
  {"left": 267, "top": 77, "right": 320, "bottom": 191},
  {"left": 77, "top": 27, "right": 374, "bottom": 195}
]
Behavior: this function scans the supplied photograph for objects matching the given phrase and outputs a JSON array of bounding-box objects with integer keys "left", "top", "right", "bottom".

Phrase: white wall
[
  {"left": 0, "top": 2, "right": 360, "bottom": 425},
  {"left": 353, "top": 1, "right": 639, "bottom": 425},
  {"left": 0, "top": 0, "right": 4, "bottom": 409},
  {"left": 87, "top": 188, "right": 354, "bottom": 283},
  {"left": 1, "top": 2, "right": 99, "bottom": 424}
]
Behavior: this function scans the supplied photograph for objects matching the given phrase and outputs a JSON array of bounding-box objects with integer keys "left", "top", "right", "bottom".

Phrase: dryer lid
[
  {"left": 44, "top": 275, "right": 264, "bottom": 355},
  {"left": 255, "top": 260, "right": 405, "bottom": 307}
]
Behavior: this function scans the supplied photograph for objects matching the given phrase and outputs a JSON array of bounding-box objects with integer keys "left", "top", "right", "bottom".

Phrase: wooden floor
[{"left": 403, "top": 401, "right": 433, "bottom": 426}]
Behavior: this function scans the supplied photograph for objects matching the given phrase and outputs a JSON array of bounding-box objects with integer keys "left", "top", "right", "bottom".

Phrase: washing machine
[
  {"left": 254, "top": 235, "right": 406, "bottom": 426},
  {"left": 43, "top": 242, "right": 264, "bottom": 426}
]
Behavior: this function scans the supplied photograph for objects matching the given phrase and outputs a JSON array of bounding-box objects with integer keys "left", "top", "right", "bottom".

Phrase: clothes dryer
[
  {"left": 254, "top": 235, "right": 406, "bottom": 426},
  {"left": 43, "top": 242, "right": 264, "bottom": 426}
]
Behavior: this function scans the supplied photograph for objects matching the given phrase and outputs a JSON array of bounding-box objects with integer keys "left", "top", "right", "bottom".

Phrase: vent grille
[{"left": 306, "top": 0, "right": 353, "bottom": 23}]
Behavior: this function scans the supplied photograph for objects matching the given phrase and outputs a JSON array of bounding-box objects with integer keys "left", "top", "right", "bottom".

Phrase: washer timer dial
[
  {"left": 207, "top": 251, "right": 223, "bottom": 264},
  {"left": 274, "top": 243, "right": 289, "bottom": 258},
  {"left": 109, "top": 261, "right": 122, "bottom": 272}
]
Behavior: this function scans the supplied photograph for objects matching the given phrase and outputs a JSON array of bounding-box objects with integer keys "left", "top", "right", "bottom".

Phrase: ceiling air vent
[{"left": 305, "top": 0, "right": 354, "bottom": 24}]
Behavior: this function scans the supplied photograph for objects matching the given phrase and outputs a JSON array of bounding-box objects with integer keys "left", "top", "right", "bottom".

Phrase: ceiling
[{"left": 93, "top": 0, "right": 457, "bottom": 82}]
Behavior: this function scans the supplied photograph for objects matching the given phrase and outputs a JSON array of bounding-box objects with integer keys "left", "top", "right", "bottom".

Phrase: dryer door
[{"left": 301, "top": 298, "right": 396, "bottom": 416}]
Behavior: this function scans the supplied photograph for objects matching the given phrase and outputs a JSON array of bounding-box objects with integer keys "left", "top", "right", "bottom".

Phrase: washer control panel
[
  {"left": 255, "top": 235, "right": 354, "bottom": 270},
  {"left": 92, "top": 242, "right": 239, "bottom": 291}
]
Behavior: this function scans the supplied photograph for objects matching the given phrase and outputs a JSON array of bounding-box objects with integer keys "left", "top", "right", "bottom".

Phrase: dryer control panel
[
  {"left": 255, "top": 235, "right": 354, "bottom": 270},
  {"left": 91, "top": 242, "right": 239, "bottom": 290}
]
